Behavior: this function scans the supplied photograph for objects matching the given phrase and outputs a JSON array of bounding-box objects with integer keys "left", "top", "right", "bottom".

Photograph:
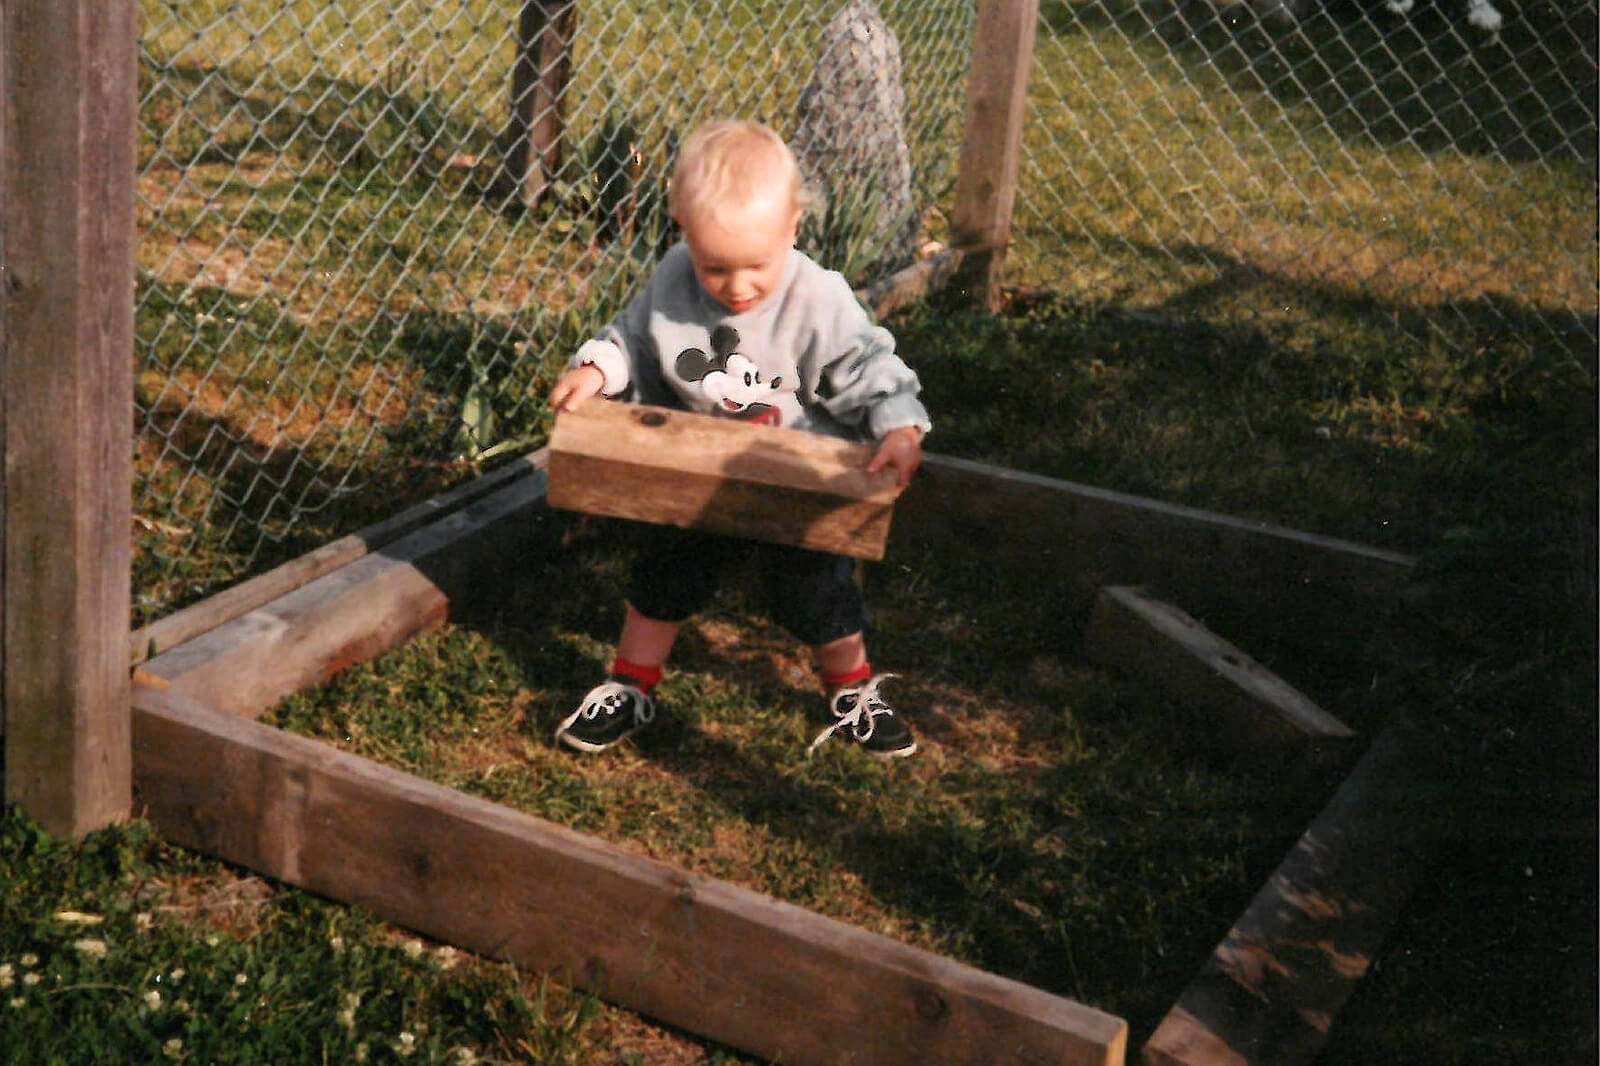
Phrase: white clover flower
[
  {"left": 234, "top": 972, "right": 249, "bottom": 986},
  {"left": 329, "top": 934, "right": 346, "bottom": 953},
  {"left": 135, "top": 912, "right": 154, "bottom": 933},
  {"left": 205, "top": 935, "right": 219, "bottom": 948},
  {"left": 19, "top": 954, "right": 38, "bottom": 968},
  {"left": 162, "top": 1036, "right": 185, "bottom": 1061},
  {"left": 54, "top": 911, "right": 104, "bottom": 926},
  {"left": 23, "top": 973, "right": 42, "bottom": 987},
  {"left": 0, "top": 963, "right": 13, "bottom": 989},
  {"left": 73, "top": 939, "right": 109, "bottom": 960},
  {"left": 144, "top": 989, "right": 163, "bottom": 1011},
  {"left": 338, "top": 991, "right": 361, "bottom": 1029},
  {"left": 434, "top": 946, "right": 460, "bottom": 971},
  {"left": 7, "top": 997, "right": 23, "bottom": 1010},
  {"left": 169, "top": 968, "right": 185, "bottom": 983},
  {"left": 394, "top": 1032, "right": 417, "bottom": 1057},
  {"left": 402, "top": 939, "right": 424, "bottom": 960},
  {"left": 1384, "top": 0, "right": 1414, "bottom": 13},
  {"left": 452, "top": 1049, "right": 477, "bottom": 1065},
  {"left": 1466, "top": 0, "right": 1502, "bottom": 32},
  {"left": 174, "top": 999, "right": 192, "bottom": 1014}
]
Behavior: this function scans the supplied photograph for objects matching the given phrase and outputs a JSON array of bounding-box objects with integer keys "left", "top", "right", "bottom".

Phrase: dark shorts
[{"left": 626, "top": 525, "right": 867, "bottom": 647}]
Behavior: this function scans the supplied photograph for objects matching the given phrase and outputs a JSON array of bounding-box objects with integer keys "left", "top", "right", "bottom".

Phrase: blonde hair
[{"left": 668, "top": 119, "right": 805, "bottom": 229}]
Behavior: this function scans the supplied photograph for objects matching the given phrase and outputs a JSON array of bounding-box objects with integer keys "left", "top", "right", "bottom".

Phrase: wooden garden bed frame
[
  {"left": 125, "top": 449, "right": 1441, "bottom": 1066},
  {"left": 4, "top": 4, "right": 1459, "bottom": 1062}
]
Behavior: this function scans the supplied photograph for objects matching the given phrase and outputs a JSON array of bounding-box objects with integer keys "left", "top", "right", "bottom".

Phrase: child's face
[{"left": 679, "top": 199, "right": 798, "bottom": 316}]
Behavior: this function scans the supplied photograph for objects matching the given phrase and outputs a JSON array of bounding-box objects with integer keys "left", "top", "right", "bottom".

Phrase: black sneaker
[
  {"left": 806, "top": 673, "right": 917, "bottom": 758},
  {"left": 554, "top": 679, "right": 656, "bottom": 753}
]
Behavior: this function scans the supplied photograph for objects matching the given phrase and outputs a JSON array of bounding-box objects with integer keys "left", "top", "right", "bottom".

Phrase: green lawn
[{"left": 9, "top": 1, "right": 1594, "bottom": 1063}]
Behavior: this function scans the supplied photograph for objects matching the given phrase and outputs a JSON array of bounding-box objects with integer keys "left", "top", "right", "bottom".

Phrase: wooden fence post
[
  {"left": 950, "top": 0, "right": 1039, "bottom": 311},
  {"left": 506, "top": 0, "right": 578, "bottom": 207},
  {"left": 1, "top": 0, "right": 138, "bottom": 836}
]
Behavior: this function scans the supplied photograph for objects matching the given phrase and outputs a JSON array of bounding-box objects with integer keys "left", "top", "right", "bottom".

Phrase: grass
[
  {"left": 8, "top": 0, "right": 1594, "bottom": 1062},
  {"left": 7, "top": 268, "right": 1594, "bottom": 1059}
]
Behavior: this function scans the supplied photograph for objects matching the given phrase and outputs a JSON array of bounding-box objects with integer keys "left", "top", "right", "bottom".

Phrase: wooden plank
[
  {"left": 548, "top": 401, "right": 900, "bottom": 561},
  {"left": 137, "top": 469, "right": 553, "bottom": 719},
  {"left": 856, "top": 247, "right": 966, "bottom": 320},
  {"left": 1141, "top": 725, "right": 1454, "bottom": 1066},
  {"left": 897, "top": 454, "right": 1416, "bottom": 667},
  {"left": 2, "top": 1, "right": 138, "bottom": 835},
  {"left": 1083, "top": 586, "right": 1355, "bottom": 764},
  {"left": 132, "top": 685, "right": 1130, "bottom": 1066},
  {"left": 130, "top": 448, "right": 547, "bottom": 665},
  {"left": 950, "top": 0, "right": 1040, "bottom": 310}
]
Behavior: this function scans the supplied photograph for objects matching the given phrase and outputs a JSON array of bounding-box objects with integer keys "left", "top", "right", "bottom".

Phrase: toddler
[{"left": 548, "top": 119, "right": 931, "bottom": 758}]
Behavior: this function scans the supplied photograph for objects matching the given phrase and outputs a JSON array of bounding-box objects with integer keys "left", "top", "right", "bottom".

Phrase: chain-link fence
[
  {"left": 133, "top": 0, "right": 975, "bottom": 624},
  {"left": 134, "top": 0, "right": 1597, "bottom": 626},
  {"left": 1015, "top": 1, "right": 1596, "bottom": 352}
]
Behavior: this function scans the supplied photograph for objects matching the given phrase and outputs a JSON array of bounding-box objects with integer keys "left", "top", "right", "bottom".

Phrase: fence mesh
[
  {"left": 133, "top": 0, "right": 1597, "bottom": 626},
  {"left": 133, "top": 0, "right": 975, "bottom": 624},
  {"left": 1014, "top": 1, "right": 1596, "bottom": 350}
]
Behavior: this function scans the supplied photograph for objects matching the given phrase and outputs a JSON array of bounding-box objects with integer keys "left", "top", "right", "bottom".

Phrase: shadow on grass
[{"left": 1048, "top": 0, "right": 1597, "bottom": 165}]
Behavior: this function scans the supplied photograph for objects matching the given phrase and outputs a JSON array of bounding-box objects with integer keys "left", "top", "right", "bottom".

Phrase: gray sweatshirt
[{"left": 571, "top": 243, "right": 932, "bottom": 444}]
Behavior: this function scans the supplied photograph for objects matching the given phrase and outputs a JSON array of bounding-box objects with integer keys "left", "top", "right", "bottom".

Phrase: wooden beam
[
  {"left": 2, "top": 1, "right": 138, "bottom": 835},
  {"left": 897, "top": 454, "right": 1416, "bottom": 667},
  {"left": 1083, "top": 586, "right": 1356, "bottom": 764},
  {"left": 130, "top": 449, "right": 547, "bottom": 665},
  {"left": 1141, "top": 725, "right": 1455, "bottom": 1066},
  {"left": 950, "top": 0, "right": 1039, "bottom": 310},
  {"left": 137, "top": 469, "right": 554, "bottom": 719},
  {"left": 505, "top": 0, "right": 577, "bottom": 207},
  {"left": 855, "top": 247, "right": 966, "bottom": 320},
  {"left": 132, "top": 685, "right": 1130, "bottom": 1066},
  {"left": 548, "top": 402, "right": 900, "bottom": 561}
]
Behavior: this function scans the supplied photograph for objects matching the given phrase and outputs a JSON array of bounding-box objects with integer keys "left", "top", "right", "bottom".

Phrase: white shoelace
[
  {"left": 805, "top": 673, "right": 900, "bottom": 757},
  {"left": 554, "top": 680, "right": 655, "bottom": 742}
]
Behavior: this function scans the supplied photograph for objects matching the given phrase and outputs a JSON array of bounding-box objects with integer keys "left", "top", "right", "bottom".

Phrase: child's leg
[
  {"left": 812, "top": 631, "right": 870, "bottom": 687},
  {"left": 807, "top": 634, "right": 916, "bottom": 757},
  {"left": 556, "top": 525, "right": 720, "bottom": 754},
  {"left": 611, "top": 603, "right": 681, "bottom": 688},
  {"left": 754, "top": 543, "right": 914, "bottom": 758}
]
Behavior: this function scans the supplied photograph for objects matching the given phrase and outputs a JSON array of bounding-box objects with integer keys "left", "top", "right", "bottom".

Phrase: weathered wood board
[
  {"left": 132, "top": 684, "right": 1130, "bottom": 1066},
  {"left": 548, "top": 401, "right": 899, "bottom": 560},
  {"left": 130, "top": 449, "right": 548, "bottom": 665},
  {"left": 1083, "top": 586, "right": 1356, "bottom": 764},
  {"left": 137, "top": 468, "right": 553, "bottom": 720},
  {"left": 124, "top": 446, "right": 1430, "bottom": 1066},
  {"left": 1141, "top": 725, "right": 1456, "bottom": 1066},
  {"left": 897, "top": 454, "right": 1416, "bottom": 666}
]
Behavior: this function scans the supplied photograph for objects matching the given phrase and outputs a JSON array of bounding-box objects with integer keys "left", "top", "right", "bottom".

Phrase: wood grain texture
[
  {"left": 138, "top": 470, "right": 553, "bottom": 719},
  {"left": 951, "top": 0, "right": 1041, "bottom": 308},
  {"left": 2, "top": 1, "right": 138, "bottom": 834},
  {"left": 133, "top": 685, "right": 1129, "bottom": 1066},
  {"left": 1084, "top": 586, "right": 1355, "bottom": 761},
  {"left": 548, "top": 402, "right": 899, "bottom": 560},
  {"left": 130, "top": 450, "right": 547, "bottom": 665},
  {"left": 898, "top": 454, "right": 1416, "bottom": 667},
  {"left": 1141, "top": 725, "right": 1454, "bottom": 1066}
]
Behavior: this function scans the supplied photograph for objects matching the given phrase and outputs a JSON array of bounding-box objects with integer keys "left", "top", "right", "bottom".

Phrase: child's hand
[
  {"left": 549, "top": 364, "right": 606, "bottom": 412},
  {"left": 866, "top": 425, "right": 925, "bottom": 490}
]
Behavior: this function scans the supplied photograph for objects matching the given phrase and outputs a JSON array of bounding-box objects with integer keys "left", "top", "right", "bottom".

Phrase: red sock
[
  {"left": 821, "top": 661, "right": 872, "bottom": 689},
  {"left": 610, "top": 657, "right": 662, "bottom": 692}
]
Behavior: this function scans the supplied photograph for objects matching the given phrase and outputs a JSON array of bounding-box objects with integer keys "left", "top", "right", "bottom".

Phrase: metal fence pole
[
  {"left": 951, "top": 0, "right": 1039, "bottom": 311},
  {"left": 2, "top": 0, "right": 137, "bottom": 836}
]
